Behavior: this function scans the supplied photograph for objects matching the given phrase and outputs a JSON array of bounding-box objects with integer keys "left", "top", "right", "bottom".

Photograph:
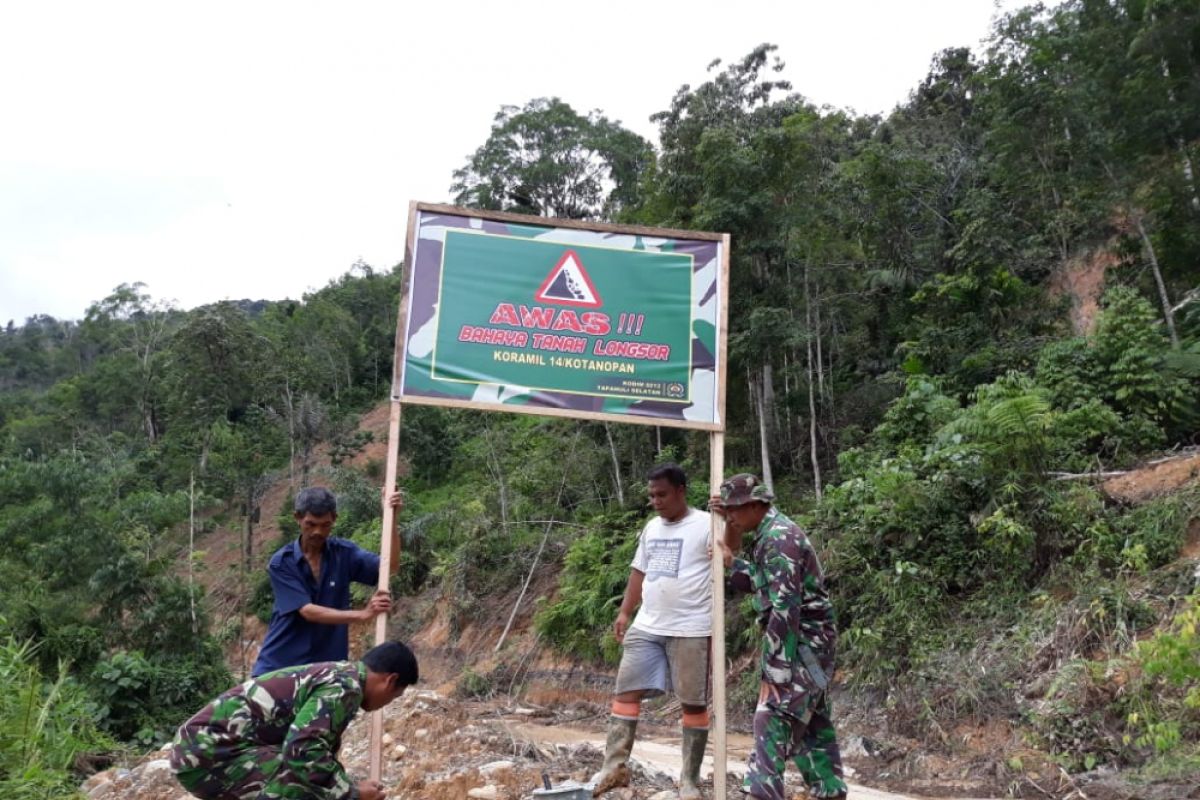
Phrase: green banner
[{"left": 430, "top": 230, "right": 695, "bottom": 403}]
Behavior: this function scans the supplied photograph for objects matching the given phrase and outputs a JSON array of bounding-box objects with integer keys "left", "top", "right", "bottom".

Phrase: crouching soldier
[
  {"left": 170, "top": 640, "right": 419, "bottom": 800},
  {"left": 711, "top": 475, "right": 847, "bottom": 800}
]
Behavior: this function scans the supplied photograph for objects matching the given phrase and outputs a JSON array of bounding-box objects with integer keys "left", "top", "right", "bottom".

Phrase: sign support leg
[
  {"left": 709, "top": 431, "right": 726, "bottom": 797},
  {"left": 368, "top": 398, "right": 403, "bottom": 782}
]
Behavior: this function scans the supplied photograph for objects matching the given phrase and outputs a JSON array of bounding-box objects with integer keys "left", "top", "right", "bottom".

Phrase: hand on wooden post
[
  {"left": 381, "top": 487, "right": 404, "bottom": 514},
  {"left": 356, "top": 779, "right": 387, "bottom": 800},
  {"left": 758, "top": 681, "right": 781, "bottom": 706},
  {"left": 706, "top": 540, "right": 733, "bottom": 570},
  {"left": 359, "top": 590, "right": 392, "bottom": 622}
]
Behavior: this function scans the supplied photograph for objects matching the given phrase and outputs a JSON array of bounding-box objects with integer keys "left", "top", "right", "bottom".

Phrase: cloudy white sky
[{"left": 0, "top": 0, "right": 1038, "bottom": 324}]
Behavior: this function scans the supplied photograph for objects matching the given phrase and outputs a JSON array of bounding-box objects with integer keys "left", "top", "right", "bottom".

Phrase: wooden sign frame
[
  {"left": 392, "top": 202, "right": 729, "bottom": 432},
  {"left": 370, "top": 202, "right": 731, "bottom": 796}
]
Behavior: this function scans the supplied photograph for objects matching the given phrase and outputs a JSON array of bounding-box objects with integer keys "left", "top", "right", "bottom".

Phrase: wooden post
[
  {"left": 368, "top": 399, "right": 403, "bottom": 781},
  {"left": 709, "top": 431, "right": 726, "bottom": 797},
  {"left": 711, "top": 232, "right": 730, "bottom": 796},
  {"left": 368, "top": 201, "right": 418, "bottom": 783}
]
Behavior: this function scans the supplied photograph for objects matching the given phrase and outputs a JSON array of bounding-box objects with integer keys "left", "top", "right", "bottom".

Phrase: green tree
[{"left": 451, "top": 97, "right": 653, "bottom": 220}]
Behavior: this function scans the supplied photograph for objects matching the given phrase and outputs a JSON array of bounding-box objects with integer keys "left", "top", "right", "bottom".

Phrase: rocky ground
[
  {"left": 81, "top": 681, "right": 1200, "bottom": 800},
  {"left": 79, "top": 687, "right": 978, "bottom": 800}
]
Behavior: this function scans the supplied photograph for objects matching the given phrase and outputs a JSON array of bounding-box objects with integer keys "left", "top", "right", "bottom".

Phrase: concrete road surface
[{"left": 511, "top": 723, "right": 994, "bottom": 800}]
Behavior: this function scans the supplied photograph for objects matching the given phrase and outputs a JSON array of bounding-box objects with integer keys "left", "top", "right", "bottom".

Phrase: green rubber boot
[
  {"left": 590, "top": 716, "right": 637, "bottom": 796},
  {"left": 678, "top": 726, "right": 708, "bottom": 799}
]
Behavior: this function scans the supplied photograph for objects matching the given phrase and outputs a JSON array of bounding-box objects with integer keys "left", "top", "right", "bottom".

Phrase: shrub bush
[{"left": 0, "top": 631, "right": 116, "bottom": 800}]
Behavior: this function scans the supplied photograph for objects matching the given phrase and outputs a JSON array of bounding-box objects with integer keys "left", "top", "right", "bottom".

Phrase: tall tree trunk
[
  {"left": 484, "top": 426, "right": 509, "bottom": 526},
  {"left": 244, "top": 485, "right": 254, "bottom": 572},
  {"left": 783, "top": 350, "right": 794, "bottom": 457},
  {"left": 1159, "top": 57, "right": 1200, "bottom": 211},
  {"left": 1179, "top": 141, "right": 1200, "bottom": 212},
  {"left": 747, "top": 366, "right": 762, "bottom": 469},
  {"left": 284, "top": 379, "right": 296, "bottom": 490},
  {"left": 142, "top": 394, "right": 157, "bottom": 444},
  {"left": 763, "top": 362, "right": 779, "bottom": 451},
  {"left": 805, "top": 267, "right": 823, "bottom": 499},
  {"left": 605, "top": 423, "right": 625, "bottom": 506},
  {"left": 199, "top": 429, "right": 212, "bottom": 474},
  {"left": 189, "top": 471, "right": 197, "bottom": 635},
  {"left": 756, "top": 367, "right": 775, "bottom": 492},
  {"left": 814, "top": 288, "right": 826, "bottom": 402},
  {"left": 1134, "top": 213, "right": 1180, "bottom": 349},
  {"left": 655, "top": 426, "right": 663, "bottom": 457},
  {"left": 826, "top": 310, "right": 838, "bottom": 423}
]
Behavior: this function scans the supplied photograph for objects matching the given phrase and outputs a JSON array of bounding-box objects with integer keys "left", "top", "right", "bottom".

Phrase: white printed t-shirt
[{"left": 629, "top": 508, "right": 712, "bottom": 637}]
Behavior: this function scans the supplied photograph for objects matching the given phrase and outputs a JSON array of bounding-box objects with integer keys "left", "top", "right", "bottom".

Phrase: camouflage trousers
[
  {"left": 169, "top": 742, "right": 282, "bottom": 800},
  {"left": 743, "top": 690, "right": 847, "bottom": 800},
  {"left": 170, "top": 743, "right": 353, "bottom": 800}
]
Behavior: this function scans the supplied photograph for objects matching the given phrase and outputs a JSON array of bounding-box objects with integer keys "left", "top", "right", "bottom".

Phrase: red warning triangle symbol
[{"left": 534, "top": 249, "right": 603, "bottom": 308}]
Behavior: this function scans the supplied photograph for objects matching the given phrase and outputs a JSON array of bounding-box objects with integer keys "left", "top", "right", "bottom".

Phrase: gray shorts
[{"left": 614, "top": 628, "right": 710, "bottom": 707}]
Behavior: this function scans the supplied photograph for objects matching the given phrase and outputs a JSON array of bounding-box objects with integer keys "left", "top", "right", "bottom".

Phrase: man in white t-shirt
[{"left": 591, "top": 463, "right": 712, "bottom": 799}]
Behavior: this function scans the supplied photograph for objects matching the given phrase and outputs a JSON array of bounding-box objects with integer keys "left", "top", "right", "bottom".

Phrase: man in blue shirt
[{"left": 252, "top": 486, "right": 402, "bottom": 676}]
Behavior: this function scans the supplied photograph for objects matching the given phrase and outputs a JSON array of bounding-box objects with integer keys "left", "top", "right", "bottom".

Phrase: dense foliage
[
  {"left": 0, "top": 265, "right": 403, "bottom": 783},
  {"left": 3, "top": 0, "right": 1199, "bottom": 791}
]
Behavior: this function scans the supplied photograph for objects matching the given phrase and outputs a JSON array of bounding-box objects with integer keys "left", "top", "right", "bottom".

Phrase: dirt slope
[
  {"left": 186, "top": 401, "right": 397, "bottom": 674},
  {"left": 1101, "top": 448, "right": 1200, "bottom": 503}
]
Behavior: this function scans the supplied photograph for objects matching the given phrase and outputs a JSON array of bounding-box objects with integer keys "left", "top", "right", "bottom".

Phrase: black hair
[
  {"left": 362, "top": 640, "right": 419, "bottom": 686},
  {"left": 646, "top": 462, "right": 687, "bottom": 488},
  {"left": 294, "top": 486, "right": 337, "bottom": 516}
]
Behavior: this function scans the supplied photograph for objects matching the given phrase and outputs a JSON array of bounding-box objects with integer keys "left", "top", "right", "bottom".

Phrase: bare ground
[{"left": 82, "top": 687, "right": 990, "bottom": 800}]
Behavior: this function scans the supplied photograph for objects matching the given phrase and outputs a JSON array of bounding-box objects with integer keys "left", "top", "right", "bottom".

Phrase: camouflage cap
[{"left": 719, "top": 473, "right": 774, "bottom": 507}]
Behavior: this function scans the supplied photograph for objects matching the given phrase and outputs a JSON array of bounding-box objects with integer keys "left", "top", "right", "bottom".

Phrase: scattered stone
[
  {"left": 81, "top": 772, "right": 112, "bottom": 796},
  {"left": 646, "top": 792, "right": 676, "bottom": 800},
  {"left": 841, "top": 734, "right": 871, "bottom": 759},
  {"left": 415, "top": 727, "right": 429, "bottom": 738},
  {"left": 840, "top": 733, "right": 888, "bottom": 761},
  {"left": 381, "top": 732, "right": 393, "bottom": 746},
  {"left": 467, "top": 785, "right": 499, "bottom": 799},
  {"left": 479, "top": 759, "right": 515, "bottom": 775},
  {"left": 136, "top": 759, "right": 172, "bottom": 778},
  {"left": 392, "top": 744, "right": 408, "bottom": 759}
]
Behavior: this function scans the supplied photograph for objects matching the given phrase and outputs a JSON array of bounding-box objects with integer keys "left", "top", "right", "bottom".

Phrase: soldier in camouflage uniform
[
  {"left": 711, "top": 475, "right": 847, "bottom": 800},
  {"left": 169, "top": 640, "right": 419, "bottom": 800}
]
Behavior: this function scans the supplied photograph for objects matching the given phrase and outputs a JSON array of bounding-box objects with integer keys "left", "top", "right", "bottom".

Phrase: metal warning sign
[{"left": 395, "top": 203, "right": 729, "bottom": 431}]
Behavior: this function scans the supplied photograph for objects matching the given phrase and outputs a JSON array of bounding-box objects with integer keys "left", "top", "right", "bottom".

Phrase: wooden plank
[
  {"left": 394, "top": 392, "right": 725, "bottom": 432},
  {"left": 391, "top": 200, "right": 420, "bottom": 400},
  {"left": 414, "top": 201, "right": 726, "bottom": 242},
  {"left": 708, "top": 431, "right": 727, "bottom": 798},
  {"left": 368, "top": 399, "right": 402, "bottom": 781},
  {"left": 369, "top": 201, "right": 421, "bottom": 782}
]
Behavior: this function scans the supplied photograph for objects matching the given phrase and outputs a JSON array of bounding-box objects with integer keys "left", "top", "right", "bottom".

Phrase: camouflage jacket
[
  {"left": 172, "top": 660, "right": 365, "bottom": 799},
  {"left": 728, "top": 508, "right": 838, "bottom": 691}
]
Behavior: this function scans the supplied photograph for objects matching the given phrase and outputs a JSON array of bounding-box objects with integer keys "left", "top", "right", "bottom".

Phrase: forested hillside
[{"left": 3, "top": 2, "right": 1199, "bottom": 798}]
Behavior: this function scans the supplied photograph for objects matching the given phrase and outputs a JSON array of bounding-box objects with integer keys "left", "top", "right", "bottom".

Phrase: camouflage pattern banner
[{"left": 396, "top": 205, "right": 727, "bottom": 430}]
